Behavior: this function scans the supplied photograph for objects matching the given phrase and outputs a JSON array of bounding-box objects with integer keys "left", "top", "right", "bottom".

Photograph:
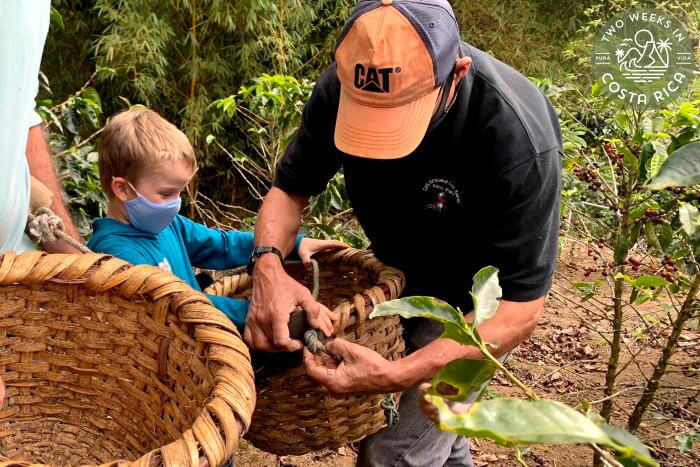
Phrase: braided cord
[
  {"left": 26, "top": 207, "right": 91, "bottom": 253},
  {"left": 303, "top": 329, "right": 399, "bottom": 427}
]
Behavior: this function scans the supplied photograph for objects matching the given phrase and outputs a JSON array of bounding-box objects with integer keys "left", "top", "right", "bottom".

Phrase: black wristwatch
[{"left": 247, "top": 245, "right": 284, "bottom": 275}]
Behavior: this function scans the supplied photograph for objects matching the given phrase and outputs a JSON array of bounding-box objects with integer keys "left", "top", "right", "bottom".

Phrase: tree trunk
[{"left": 627, "top": 273, "right": 700, "bottom": 431}]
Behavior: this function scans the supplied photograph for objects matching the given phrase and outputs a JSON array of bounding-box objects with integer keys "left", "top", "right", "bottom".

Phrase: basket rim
[
  {"left": 205, "top": 248, "right": 406, "bottom": 336},
  {"left": 0, "top": 251, "right": 255, "bottom": 467}
]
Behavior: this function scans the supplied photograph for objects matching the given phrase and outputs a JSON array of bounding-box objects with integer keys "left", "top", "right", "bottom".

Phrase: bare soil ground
[{"left": 235, "top": 244, "right": 699, "bottom": 466}]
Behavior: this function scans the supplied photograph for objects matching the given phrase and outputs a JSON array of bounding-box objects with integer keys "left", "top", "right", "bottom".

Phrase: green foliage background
[
  {"left": 41, "top": 0, "right": 585, "bottom": 226},
  {"left": 40, "top": 0, "right": 697, "bottom": 240}
]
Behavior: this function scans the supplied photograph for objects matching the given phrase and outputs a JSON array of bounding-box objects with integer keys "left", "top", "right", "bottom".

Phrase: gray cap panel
[{"left": 393, "top": 0, "right": 460, "bottom": 86}]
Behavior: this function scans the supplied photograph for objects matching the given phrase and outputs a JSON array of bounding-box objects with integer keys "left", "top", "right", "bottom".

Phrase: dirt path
[{"left": 235, "top": 244, "right": 699, "bottom": 466}]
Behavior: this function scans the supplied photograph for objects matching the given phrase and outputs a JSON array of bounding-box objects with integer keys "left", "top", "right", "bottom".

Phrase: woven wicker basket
[
  {"left": 204, "top": 248, "right": 405, "bottom": 456},
  {"left": 0, "top": 251, "right": 255, "bottom": 466}
]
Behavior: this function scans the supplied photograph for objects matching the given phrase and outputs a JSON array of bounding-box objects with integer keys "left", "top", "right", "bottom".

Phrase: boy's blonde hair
[{"left": 99, "top": 108, "right": 196, "bottom": 197}]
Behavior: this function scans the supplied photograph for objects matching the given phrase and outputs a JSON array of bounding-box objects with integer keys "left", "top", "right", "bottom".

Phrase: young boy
[{"left": 88, "top": 108, "right": 345, "bottom": 331}]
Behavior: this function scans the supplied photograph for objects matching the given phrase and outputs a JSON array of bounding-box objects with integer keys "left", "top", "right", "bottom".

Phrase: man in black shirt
[{"left": 245, "top": 0, "right": 562, "bottom": 465}]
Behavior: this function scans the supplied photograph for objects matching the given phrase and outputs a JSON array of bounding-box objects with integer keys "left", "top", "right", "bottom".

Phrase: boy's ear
[{"left": 111, "top": 177, "right": 131, "bottom": 202}]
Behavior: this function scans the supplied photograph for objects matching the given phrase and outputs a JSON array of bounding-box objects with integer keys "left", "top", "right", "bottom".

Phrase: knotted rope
[
  {"left": 303, "top": 329, "right": 400, "bottom": 427},
  {"left": 26, "top": 207, "right": 91, "bottom": 253}
]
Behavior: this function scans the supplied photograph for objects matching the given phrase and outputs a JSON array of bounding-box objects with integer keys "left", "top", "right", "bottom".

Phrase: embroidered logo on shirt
[
  {"left": 158, "top": 258, "right": 172, "bottom": 274},
  {"left": 423, "top": 178, "right": 462, "bottom": 212}
]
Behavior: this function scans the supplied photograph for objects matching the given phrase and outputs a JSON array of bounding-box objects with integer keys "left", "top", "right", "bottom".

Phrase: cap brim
[{"left": 334, "top": 87, "right": 439, "bottom": 159}]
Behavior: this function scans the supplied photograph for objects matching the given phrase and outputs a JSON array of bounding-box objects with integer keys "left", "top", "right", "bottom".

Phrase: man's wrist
[
  {"left": 254, "top": 251, "right": 284, "bottom": 271},
  {"left": 383, "top": 357, "right": 420, "bottom": 392}
]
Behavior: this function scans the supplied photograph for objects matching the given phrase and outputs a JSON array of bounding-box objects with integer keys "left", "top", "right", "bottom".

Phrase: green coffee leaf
[
  {"left": 81, "top": 87, "right": 102, "bottom": 109},
  {"left": 648, "top": 141, "right": 700, "bottom": 190},
  {"left": 62, "top": 107, "right": 80, "bottom": 135},
  {"left": 631, "top": 276, "right": 669, "bottom": 289},
  {"left": 572, "top": 281, "right": 601, "bottom": 301},
  {"left": 600, "top": 423, "right": 652, "bottom": 463},
  {"left": 50, "top": 6, "right": 64, "bottom": 29},
  {"left": 371, "top": 296, "right": 473, "bottom": 344},
  {"left": 430, "top": 397, "right": 610, "bottom": 445},
  {"left": 430, "top": 359, "right": 497, "bottom": 401},
  {"left": 427, "top": 397, "right": 657, "bottom": 466},
  {"left": 470, "top": 266, "right": 502, "bottom": 328},
  {"left": 679, "top": 204, "right": 700, "bottom": 237},
  {"left": 614, "top": 235, "right": 629, "bottom": 265},
  {"left": 676, "top": 432, "right": 699, "bottom": 453},
  {"left": 648, "top": 141, "right": 668, "bottom": 180}
]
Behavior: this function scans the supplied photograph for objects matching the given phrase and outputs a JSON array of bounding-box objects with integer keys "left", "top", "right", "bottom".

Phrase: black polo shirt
[{"left": 273, "top": 42, "right": 562, "bottom": 310}]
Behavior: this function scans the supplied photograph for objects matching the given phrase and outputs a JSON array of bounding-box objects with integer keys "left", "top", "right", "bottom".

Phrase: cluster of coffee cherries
[
  {"left": 573, "top": 165, "right": 603, "bottom": 191},
  {"left": 584, "top": 238, "right": 609, "bottom": 277},
  {"left": 583, "top": 266, "right": 598, "bottom": 277},
  {"left": 603, "top": 142, "right": 625, "bottom": 177},
  {"left": 634, "top": 208, "right": 667, "bottom": 225},
  {"left": 622, "top": 256, "right": 642, "bottom": 272},
  {"left": 587, "top": 237, "right": 607, "bottom": 253},
  {"left": 660, "top": 255, "right": 677, "bottom": 283},
  {"left": 666, "top": 186, "right": 686, "bottom": 195}
]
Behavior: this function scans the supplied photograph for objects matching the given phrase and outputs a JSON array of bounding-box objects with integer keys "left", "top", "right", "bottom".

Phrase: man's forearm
[
  {"left": 387, "top": 297, "right": 544, "bottom": 391},
  {"left": 26, "top": 124, "right": 83, "bottom": 252},
  {"left": 254, "top": 186, "right": 308, "bottom": 256}
]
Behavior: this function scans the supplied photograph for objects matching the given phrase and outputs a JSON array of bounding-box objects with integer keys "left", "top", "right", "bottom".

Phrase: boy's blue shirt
[{"left": 87, "top": 215, "right": 302, "bottom": 330}]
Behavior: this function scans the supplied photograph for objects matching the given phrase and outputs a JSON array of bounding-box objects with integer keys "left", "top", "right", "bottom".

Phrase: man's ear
[
  {"left": 111, "top": 177, "right": 131, "bottom": 202},
  {"left": 454, "top": 56, "right": 472, "bottom": 82}
]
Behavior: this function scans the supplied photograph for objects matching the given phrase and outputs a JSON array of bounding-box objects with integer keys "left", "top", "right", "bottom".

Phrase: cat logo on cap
[{"left": 354, "top": 64, "right": 399, "bottom": 93}]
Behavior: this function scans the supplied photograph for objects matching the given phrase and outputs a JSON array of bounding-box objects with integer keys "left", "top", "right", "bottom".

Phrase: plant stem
[
  {"left": 602, "top": 271, "right": 625, "bottom": 421},
  {"left": 476, "top": 342, "right": 540, "bottom": 401},
  {"left": 627, "top": 272, "right": 700, "bottom": 431},
  {"left": 601, "top": 201, "right": 630, "bottom": 421}
]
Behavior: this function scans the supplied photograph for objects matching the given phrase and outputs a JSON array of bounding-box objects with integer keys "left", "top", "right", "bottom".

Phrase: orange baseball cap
[{"left": 334, "top": 0, "right": 460, "bottom": 159}]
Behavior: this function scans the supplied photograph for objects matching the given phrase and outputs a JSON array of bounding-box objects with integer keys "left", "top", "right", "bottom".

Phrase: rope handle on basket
[
  {"left": 284, "top": 259, "right": 321, "bottom": 341},
  {"left": 303, "top": 328, "right": 400, "bottom": 427},
  {"left": 26, "top": 207, "right": 91, "bottom": 253}
]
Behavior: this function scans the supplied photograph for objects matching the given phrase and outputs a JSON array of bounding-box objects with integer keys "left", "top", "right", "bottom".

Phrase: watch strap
[{"left": 247, "top": 245, "right": 284, "bottom": 275}]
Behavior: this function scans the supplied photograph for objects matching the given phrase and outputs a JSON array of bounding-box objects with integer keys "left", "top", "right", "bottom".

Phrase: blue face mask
[{"left": 124, "top": 181, "right": 181, "bottom": 234}]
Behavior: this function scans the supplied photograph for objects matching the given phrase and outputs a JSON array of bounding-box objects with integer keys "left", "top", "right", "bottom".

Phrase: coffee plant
[{"left": 372, "top": 268, "right": 657, "bottom": 467}]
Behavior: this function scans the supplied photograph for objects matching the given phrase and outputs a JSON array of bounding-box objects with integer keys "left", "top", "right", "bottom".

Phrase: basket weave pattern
[
  {"left": 205, "top": 248, "right": 405, "bottom": 455},
  {"left": 0, "top": 252, "right": 255, "bottom": 466}
]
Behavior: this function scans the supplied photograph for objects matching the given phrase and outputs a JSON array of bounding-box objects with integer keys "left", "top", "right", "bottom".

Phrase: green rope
[
  {"left": 304, "top": 329, "right": 327, "bottom": 353},
  {"left": 381, "top": 393, "right": 399, "bottom": 426},
  {"left": 304, "top": 329, "right": 399, "bottom": 427}
]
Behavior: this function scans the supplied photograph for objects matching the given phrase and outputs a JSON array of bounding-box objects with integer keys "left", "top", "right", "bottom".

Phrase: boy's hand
[{"left": 298, "top": 238, "right": 348, "bottom": 270}]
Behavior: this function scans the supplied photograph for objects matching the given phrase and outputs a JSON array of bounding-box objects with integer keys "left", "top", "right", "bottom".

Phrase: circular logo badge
[{"left": 591, "top": 9, "right": 695, "bottom": 109}]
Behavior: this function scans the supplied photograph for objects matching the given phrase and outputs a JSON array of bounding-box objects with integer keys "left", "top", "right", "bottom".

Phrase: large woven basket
[
  {"left": 0, "top": 252, "right": 255, "bottom": 466},
  {"left": 204, "top": 248, "right": 405, "bottom": 455}
]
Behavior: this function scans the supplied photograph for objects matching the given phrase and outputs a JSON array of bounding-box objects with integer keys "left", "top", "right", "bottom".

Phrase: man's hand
[
  {"left": 245, "top": 254, "right": 336, "bottom": 352},
  {"left": 303, "top": 338, "right": 401, "bottom": 395},
  {"left": 26, "top": 124, "right": 83, "bottom": 253}
]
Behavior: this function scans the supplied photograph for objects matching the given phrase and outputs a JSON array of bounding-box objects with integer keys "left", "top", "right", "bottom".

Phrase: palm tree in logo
[{"left": 655, "top": 38, "right": 672, "bottom": 69}]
